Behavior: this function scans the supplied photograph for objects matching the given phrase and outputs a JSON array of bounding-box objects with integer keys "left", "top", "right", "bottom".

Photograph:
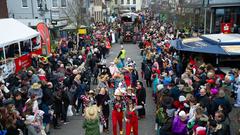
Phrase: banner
[{"left": 37, "top": 23, "right": 51, "bottom": 54}]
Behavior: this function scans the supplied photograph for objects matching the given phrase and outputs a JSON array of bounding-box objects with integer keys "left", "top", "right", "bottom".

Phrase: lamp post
[{"left": 38, "top": 0, "right": 49, "bottom": 23}]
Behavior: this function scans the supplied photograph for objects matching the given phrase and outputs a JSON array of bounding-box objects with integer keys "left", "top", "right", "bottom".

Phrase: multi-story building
[
  {"left": 0, "top": 0, "right": 8, "bottom": 18},
  {"left": 113, "top": 0, "right": 143, "bottom": 13},
  {"left": 7, "top": 0, "right": 91, "bottom": 28},
  {"left": 93, "top": 0, "right": 104, "bottom": 22},
  {"left": 7, "top": 0, "right": 69, "bottom": 27}
]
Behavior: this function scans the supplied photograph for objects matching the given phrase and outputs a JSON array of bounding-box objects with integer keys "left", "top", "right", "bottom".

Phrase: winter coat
[
  {"left": 172, "top": 116, "right": 188, "bottom": 135},
  {"left": 210, "top": 97, "right": 232, "bottom": 116},
  {"left": 83, "top": 119, "right": 100, "bottom": 135},
  {"left": 28, "top": 88, "right": 43, "bottom": 104}
]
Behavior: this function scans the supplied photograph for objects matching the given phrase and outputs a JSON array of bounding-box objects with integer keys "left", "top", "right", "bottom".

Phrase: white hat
[
  {"left": 157, "top": 84, "right": 164, "bottom": 91},
  {"left": 78, "top": 55, "right": 82, "bottom": 59},
  {"left": 121, "top": 45, "right": 123, "bottom": 48},
  {"left": 179, "top": 95, "right": 186, "bottom": 102},
  {"left": 179, "top": 110, "right": 187, "bottom": 119}
]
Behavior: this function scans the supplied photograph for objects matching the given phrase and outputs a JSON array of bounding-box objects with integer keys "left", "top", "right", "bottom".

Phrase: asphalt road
[{"left": 51, "top": 43, "right": 156, "bottom": 135}]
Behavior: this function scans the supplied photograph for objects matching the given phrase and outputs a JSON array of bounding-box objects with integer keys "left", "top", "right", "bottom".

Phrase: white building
[
  {"left": 7, "top": 0, "right": 91, "bottom": 27},
  {"left": 113, "top": 0, "right": 143, "bottom": 13}
]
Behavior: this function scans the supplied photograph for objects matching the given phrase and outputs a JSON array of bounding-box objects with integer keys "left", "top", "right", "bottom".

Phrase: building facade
[
  {"left": 7, "top": 0, "right": 91, "bottom": 27},
  {"left": 7, "top": 0, "right": 70, "bottom": 27},
  {"left": 208, "top": 0, "right": 240, "bottom": 33},
  {"left": 113, "top": 0, "right": 143, "bottom": 13},
  {"left": 0, "top": 0, "right": 8, "bottom": 18},
  {"left": 93, "top": 0, "right": 104, "bottom": 22}
]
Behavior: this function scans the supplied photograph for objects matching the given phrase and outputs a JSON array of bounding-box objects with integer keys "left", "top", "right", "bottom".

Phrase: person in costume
[
  {"left": 83, "top": 105, "right": 100, "bottom": 135},
  {"left": 112, "top": 89, "right": 125, "bottom": 135},
  {"left": 125, "top": 98, "right": 142, "bottom": 135}
]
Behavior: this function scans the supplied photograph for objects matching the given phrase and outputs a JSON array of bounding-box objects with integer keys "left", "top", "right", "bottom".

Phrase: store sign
[{"left": 221, "top": 23, "right": 231, "bottom": 33}]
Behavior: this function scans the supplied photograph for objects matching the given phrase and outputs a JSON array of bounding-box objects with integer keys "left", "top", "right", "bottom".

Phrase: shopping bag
[
  {"left": 67, "top": 105, "right": 73, "bottom": 116},
  {"left": 99, "top": 123, "right": 103, "bottom": 133}
]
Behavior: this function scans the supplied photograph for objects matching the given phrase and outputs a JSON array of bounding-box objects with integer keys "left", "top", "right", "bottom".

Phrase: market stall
[
  {"left": 171, "top": 34, "right": 240, "bottom": 66},
  {"left": 0, "top": 18, "right": 41, "bottom": 79}
]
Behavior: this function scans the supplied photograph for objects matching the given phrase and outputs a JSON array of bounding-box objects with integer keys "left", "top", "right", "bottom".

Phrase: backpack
[{"left": 156, "top": 107, "right": 167, "bottom": 126}]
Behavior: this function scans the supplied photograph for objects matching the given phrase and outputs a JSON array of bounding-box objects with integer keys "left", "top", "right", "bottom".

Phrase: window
[
  {"left": 61, "top": 0, "right": 66, "bottom": 7},
  {"left": 115, "top": 0, "right": 118, "bottom": 4},
  {"left": 20, "top": 40, "right": 31, "bottom": 55},
  {"left": 37, "top": 0, "right": 41, "bottom": 7},
  {"left": 22, "top": 0, "right": 28, "bottom": 7},
  {"left": 133, "top": 0, "right": 136, "bottom": 4},
  {"left": 127, "top": 0, "right": 130, "bottom": 4},
  {"left": 5, "top": 43, "right": 20, "bottom": 59},
  {"left": 52, "top": 0, "right": 58, "bottom": 7},
  {"left": 121, "top": 0, "right": 124, "bottom": 4}
]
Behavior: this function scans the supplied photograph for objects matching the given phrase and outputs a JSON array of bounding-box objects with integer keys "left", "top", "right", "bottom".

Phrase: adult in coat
[{"left": 136, "top": 81, "right": 146, "bottom": 118}]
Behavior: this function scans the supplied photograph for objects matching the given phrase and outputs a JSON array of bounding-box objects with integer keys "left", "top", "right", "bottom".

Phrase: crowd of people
[
  {"left": 0, "top": 11, "right": 240, "bottom": 135},
  {"left": 138, "top": 20, "right": 240, "bottom": 135}
]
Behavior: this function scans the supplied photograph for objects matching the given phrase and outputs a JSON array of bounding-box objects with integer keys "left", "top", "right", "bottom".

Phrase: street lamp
[{"left": 38, "top": 0, "right": 49, "bottom": 22}]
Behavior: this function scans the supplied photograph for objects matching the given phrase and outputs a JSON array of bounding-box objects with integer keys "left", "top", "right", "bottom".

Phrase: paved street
[{"left": 52, "top": 43, "right": 156, "bottom": 135}]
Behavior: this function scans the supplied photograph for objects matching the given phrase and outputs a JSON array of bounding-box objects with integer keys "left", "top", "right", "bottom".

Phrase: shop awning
[
  {"left": 0, "top": 18, "right": 39, "bottom": 48},
  {"left": 171, "top": 34, "right": 240, "bottom": 55}
]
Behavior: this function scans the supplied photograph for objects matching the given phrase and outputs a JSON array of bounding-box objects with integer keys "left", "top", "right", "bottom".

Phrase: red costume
[
  {"left": 112, "top": 100, "right": 125, "bottom": 135},
  {"left": 124, "top": 74, "right": 131, "bottom": 87},
  {"left": 125, "top": 108, "right": 138, "bottom": 135}
]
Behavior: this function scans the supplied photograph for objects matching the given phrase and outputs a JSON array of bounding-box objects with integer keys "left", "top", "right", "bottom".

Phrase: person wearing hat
[
  {"left": 28, "top": 83, "right": 43, "bottom": 105},
  {"left": 172, "top": 110, "right": 188, "bottom": 135},
  {"left": 210, "top": 89, "right": 232, "bottom": 117},
  {"left": 125, "top": 97, "right": 142, "bottom": 135},
  {"left": 112, "top": 89, "right": 125, "bottom": 135},
  {"left": 81, "top": 90, "right": 96, "bottom": 111},
  {"left": 83, "top": 105, "right": 100, "bottom": 135},
  {"left": 124, "top": 87, "right": 137, "bottom": 104},
  {"left": 95, "top": 87, "right": 110, "bottom": 133}
]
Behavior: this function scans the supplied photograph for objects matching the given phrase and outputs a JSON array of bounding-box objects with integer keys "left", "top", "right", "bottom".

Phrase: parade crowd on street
[{"left": 0, "top": 11, "right": 239, "bottom": 135}]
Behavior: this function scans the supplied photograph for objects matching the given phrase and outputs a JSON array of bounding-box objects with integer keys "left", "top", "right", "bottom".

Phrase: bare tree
[{"left": 63, "top": 0, "right": 87, "bottom": 31}]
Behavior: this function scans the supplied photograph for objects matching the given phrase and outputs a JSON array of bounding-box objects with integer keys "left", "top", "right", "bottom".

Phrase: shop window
[
  {"left": 127, "top": 0, "right": 130, "bottom": 4},
  {"left": 121, "top": 0, "right": 124, "bottom": 4},
  {"left": 5, "top": 43, "right": 20, "bottom": 59},
  {"left": 20, "top": 40, "right": 31, "bottom": 55},
  {"left": 115, "top": 0, "right": 118, "bottom": 4}
]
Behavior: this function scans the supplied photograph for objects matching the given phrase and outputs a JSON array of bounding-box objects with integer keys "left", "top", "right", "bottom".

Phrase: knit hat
[
  {"left": 179, "top": 110, "right": 187, "bottom": 121},
  {"left": 196, "top": 126, "right": 206, "bottom": 135},
  {"left": 210, "top": 88, "right": 218, "bottom": 95}
]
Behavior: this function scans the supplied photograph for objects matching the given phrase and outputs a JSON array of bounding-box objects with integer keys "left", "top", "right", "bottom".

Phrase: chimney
[{"left": 0, "top": 0, "right": 8, "bottom": 18}]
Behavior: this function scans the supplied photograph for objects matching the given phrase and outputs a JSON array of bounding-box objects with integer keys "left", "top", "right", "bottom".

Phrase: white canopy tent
[{"left": 0, "top": 18, "right": 39, "bottom": 48}]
